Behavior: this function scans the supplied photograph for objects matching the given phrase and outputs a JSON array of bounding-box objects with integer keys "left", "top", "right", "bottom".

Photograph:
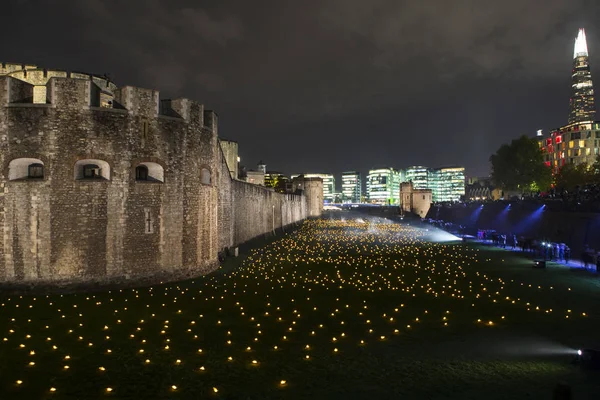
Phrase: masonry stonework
[
  {"left": 0, "top": 64, "right": 322, "bottom": 287},
  {"left": 400, "top": 181, "right": 432, "bottom": 218}
]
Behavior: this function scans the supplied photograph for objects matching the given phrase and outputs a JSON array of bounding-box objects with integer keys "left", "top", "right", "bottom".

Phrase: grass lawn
[{"left": 1, "top": 215, "right": 599, "bottom": 399}]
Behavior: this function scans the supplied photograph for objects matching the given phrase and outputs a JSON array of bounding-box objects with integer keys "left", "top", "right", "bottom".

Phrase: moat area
[{"left": 1, "top": 214, "right": 599, "bottom": 399}]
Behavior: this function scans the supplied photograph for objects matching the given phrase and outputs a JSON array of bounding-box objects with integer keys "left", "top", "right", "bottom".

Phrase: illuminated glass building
[
  {"left": 291, "top": 173, "right": 335, "bottom": 203},
  {"left": 404, "top": 166, "right": 429, "bottom": 190},
  {"left": 569, "top": 29, "right": 596, "bottom": 124},
  {"left": 341, "top": 171, "right": 361, "bottom": 203},
  {"left": 541, "top": 122, "right": 600, "bottom": 171},
  {"left": 367, "top": 168, "right": 401, "bottom": 205},
  {"left": 428, "top": 167, "right": 465, "bottom": 202}
]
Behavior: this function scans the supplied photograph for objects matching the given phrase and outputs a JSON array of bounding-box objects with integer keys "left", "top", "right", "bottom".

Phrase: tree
[
  {"left": 592, "top": 154, "right": 600, "bottom": 176},
  {"left": 554, "top": 163, "right": 594, "bottom": 191},
  {"left": 490, "top": 135, "right": 552, "bottom": 194}
]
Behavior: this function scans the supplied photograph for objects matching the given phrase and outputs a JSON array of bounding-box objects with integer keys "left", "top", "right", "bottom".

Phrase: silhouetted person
[{"left": 582, "top": 247, "right": 591, "bottom": 269}]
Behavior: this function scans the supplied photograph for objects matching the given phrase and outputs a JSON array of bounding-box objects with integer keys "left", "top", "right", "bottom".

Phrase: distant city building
[
  {"left": 332, "top": 192, "right": 343, "bottom": 203},
  {"left": 541, "top": 121, "right": 600, "bottom": 171},
  {"left": 245, "top": 170, "right": 265, "bottom": 186},
  {"left": 465, "top": 177, "right": 501, "bottom": 201},
  {"left": 242, "top": 161, "right": 266, "bottom": 185},
  {"left": 540, "top": 29, "right": 600, "bottom": 172},
  {"left": 367, "top": 168, "right": 401, "bottom": 205},
  {"left": 400, "top": 182, "right": 432, "bottom": 218},
  {"left": 291, "top": 174, "right": 335, "bottom": 202},
  {"left": 265, "top": 171, "right": 289, "bottom": 193},
  {"left": 219, "top": 139, "right": 239, "bottom": 180},
  {"left": 569, "top": 29, "right": 596, "bottom": 124},
  {"left": 257, "top": 161, "right": 267, "bottom": 174},
  {"left": 405, "top": 166, "right": 429, "bottom": 190},
  {"left": 428, "top": 167, "right": 466, "bottom": 202},
  {"left": 341, "top": 171, "right": 361, "bottom": 203}
]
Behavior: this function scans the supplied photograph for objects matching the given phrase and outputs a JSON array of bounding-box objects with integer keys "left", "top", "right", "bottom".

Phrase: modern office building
[
  {"left": 367, "top": 168, "right": 401, "bottom": 205},
  {"left": 341, "top": 171, "right": 361, "bottom": 203},
  {"left": 291, "top": 174, "right": 335, "bottom": 202},
  {"left": 428, "top": 167, "right": 466, "bottom": 202},
  {"left": 569, "top": 29, "right": 596, "bottom": 124},
  {"left": 540, "top": 28, "right": 600, "bottom": 171},
  {"left": 265, "top": 171, "right": 289, "bottom": 193},
  {"left": 541, "top": 122, "right": 600, "bottom": 171},
  {"left": 404, "top": 166, "right": 429, "bottom": 190}
]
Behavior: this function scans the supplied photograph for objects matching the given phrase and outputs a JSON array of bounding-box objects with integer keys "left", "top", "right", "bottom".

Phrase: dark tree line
[{"left": 489, "top": 135, "right": 552, "bottom": 194}]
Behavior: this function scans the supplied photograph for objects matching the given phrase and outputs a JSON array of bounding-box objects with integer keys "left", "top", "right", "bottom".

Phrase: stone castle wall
[
  {"left": 232, "top": 181, "right": 306, "bottom": 245},
  {"left": 400, "top": 182, "right": 432, "bottom": 218},
  {"left": 0, "top": 71, "right": 320, "bottom": 287}
]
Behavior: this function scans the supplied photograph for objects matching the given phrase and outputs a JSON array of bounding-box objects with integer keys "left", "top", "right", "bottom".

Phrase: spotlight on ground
[
  {"left": 576, "top": 348, "right": 600, "bottom": 369},
  {"left": 423, "top": 227, "right": 462, "bottom": 243}
]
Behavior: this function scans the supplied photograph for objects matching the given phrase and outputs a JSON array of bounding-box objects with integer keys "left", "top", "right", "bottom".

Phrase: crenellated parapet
[
  {"left": 1, "top": 62, "right": 117, "bottom": 105},
  {"left": 0, "top": 62, "right": 307, "bottom": 290},
  {"left": 0, "top": 63, "right": 222, "bottom": 286},
  {"left": 0, "top": 72, "right": 218, "bottom": 137}
]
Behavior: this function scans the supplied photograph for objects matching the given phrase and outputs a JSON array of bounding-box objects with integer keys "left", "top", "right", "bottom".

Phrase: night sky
[{"left": 2, "top": 0, "right": 599, "bottom": 182}]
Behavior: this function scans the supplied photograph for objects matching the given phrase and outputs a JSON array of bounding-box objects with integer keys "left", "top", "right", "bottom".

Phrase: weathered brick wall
[
  {"left": 217, "top": 146, "right": 234, "bottom": 251},
  {"left": 0, "top": 73, "right": 317, "bottom": 287},
  {"left": 0, "top": 76, "right": 220, "bottom": 284},
  {"left": 231, "top": 181, "right": 306, "bottom": 246}
]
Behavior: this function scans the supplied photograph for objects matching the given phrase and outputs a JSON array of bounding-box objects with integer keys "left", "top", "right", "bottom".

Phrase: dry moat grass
[{"left": 1, "top": 215, "right": 600, "bottom": 399}]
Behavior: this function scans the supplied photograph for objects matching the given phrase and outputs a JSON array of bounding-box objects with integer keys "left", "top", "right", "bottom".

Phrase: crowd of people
[{"left": 476, "top": 229, "right": 599, "bottom": 272}]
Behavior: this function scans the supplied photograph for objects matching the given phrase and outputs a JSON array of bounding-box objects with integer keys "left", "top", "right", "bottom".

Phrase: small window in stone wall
[
  {"left": 136, "top": 165, "right": 149, "bottom": 181},
  {"left": 8, "top": 158, "right": 45, "bottom": 180},
  {"left": 142, "top": 120, "right": 149, "bottom": 140},
  {"left": 144, "top": 208, "right": 154, "bottom": 234},
  {"left": 135, "top": 162, "right": 164, "bottom": 182},
  {"left": 83, "top": 164, "right": 101, "bottom": 179},
  {"left": 74, "top": 159, "right": 110, "bottom": 180},
  {"left": 201, "top": 168, "right": 211, "bottom": 185},
  {"left": 28, "top": 163, "right": 44, "bottom": 178}
]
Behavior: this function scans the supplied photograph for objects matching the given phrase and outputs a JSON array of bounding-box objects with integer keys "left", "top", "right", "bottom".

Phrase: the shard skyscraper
[{"left": 568, "top": 28, "right": 596, "bottom": 124}]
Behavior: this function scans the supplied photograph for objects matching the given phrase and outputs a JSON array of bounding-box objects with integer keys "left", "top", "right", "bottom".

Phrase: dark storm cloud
[{"left": 1, "top": 0, "right": 597, "bottom": 179}]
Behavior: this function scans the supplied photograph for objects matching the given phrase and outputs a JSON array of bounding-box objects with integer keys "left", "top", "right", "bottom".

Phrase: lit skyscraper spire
[
  {"left": 569, "top": 28, "right": 596, "bottom": 124},
  {"left": 574, "top": 28, "right": 589, "bottom": 58}
]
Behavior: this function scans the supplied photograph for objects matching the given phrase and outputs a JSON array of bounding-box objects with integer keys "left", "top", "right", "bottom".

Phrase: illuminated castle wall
[{"left": 0, "top": 62, "right": 322, "bottom": 286}]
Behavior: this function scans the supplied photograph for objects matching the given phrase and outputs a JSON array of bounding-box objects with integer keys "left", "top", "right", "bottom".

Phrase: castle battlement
[
  {"left": 0, "top": 61, "right": 319, "bottom": 289},
  {"left": 0, "top": 73, "right": 217, "bottom": 132},
  {"left": 1, "top": 62, "right": 118, "bottom": 104}
]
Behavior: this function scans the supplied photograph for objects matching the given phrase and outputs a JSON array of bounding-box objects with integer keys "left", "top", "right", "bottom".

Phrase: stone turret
[
  {"left": 400, "top": 181, "right": 432, "bottom": 218},
  {"left": 293, "top": 175, "right": 323, "bottom": 217}
]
